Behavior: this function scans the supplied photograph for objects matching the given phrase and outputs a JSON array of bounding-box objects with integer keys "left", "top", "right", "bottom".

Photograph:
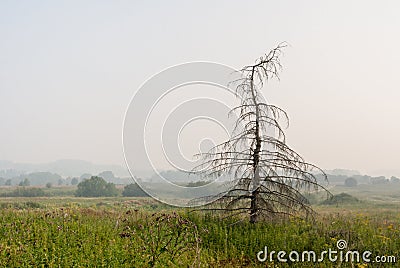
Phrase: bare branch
[{"left": 191, "top": 43, "right": 330, "bottom": 223}]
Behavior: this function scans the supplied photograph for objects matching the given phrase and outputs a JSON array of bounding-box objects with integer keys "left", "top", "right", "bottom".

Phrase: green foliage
[
  {"left": 0, "top": 187, "right": 47, "bottom": 197},
  {"left": 75, "top": 176, "right": 118, "bottom": 197},
  {"left": 98, "top": 171, "right": 115, "bottom": 180},
  {"left": 121, "top": 183, "right": 148, "bottom": 197},
  {"left": 0, "top": 201, "right": 42, "bottom": 209},
  {"left": 46, "top": 182, "right": 52, "bottom": 188},
  {"left": 321, "top": 193, "right": 360, "bottom": 205},
  {"left": 22, "top": 172, "right": 62, "bottom": 186},
  {"left": 71, "top": 177, "right": 79, "bottom": 185},
  {"left": 344, "top": 177, "right": 358, "bottom": 187},
  {"left": 119, "top": 212, "right": 200, "bottom": 266},
  {"left": 371, "top": 176, "right": 388, "bottom": 184},
  {"left": 0, "top": 207, "right": 398, "bottom": 267},
  {"left": 80, "top": 173, "right": 92, "bottom": 180},
  {"left": 186, "top": 180, "right": 211, "bottom": 187},
  {"left": 19, "top": 178, "right": 30, "bottom": 186}
]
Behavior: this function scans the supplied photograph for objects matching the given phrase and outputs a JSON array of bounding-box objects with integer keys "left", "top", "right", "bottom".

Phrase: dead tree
[{"left": 193, "top": 43, "right": 330, "bottom": 223}]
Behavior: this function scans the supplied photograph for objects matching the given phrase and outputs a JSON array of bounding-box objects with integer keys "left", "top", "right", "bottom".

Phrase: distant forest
[{"left": 0, "top": 163, "right": 399, "bottom": 187}]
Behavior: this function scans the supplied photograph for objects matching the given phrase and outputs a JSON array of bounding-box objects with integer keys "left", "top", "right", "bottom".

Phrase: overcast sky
[{"left": 1, "top": 1, "right": 399, "bottom": 176}]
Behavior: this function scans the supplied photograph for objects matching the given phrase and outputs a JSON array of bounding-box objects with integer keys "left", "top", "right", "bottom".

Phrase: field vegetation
[{"left": 0, "top": 183, "right": 398, "bottom": 267}]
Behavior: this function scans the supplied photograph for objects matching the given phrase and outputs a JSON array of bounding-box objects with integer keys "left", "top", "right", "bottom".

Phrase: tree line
[{"left": 0, "top": 176, "right": 148, "bottom": 198}]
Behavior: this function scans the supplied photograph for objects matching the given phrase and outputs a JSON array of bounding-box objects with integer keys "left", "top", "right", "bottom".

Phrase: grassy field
[{"left": 0, "top": 186, "right": 399, "bottom": 267}]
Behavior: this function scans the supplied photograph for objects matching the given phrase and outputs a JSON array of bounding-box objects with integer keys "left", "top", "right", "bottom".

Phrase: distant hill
[
  {"left": 369, "top": 169, "right": 400, "bottom": 178},
  {"left": 15, "top": 172, "right": 63, "bottom": 186},
  {"left": 0, "top": 159, "right": 130, "bottom": 178},
  {"left": 324, "top": 169, "right": 361, "bottom": 176}
]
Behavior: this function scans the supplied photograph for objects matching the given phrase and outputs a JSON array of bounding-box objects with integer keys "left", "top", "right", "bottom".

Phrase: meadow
[{"left": 0, "top": 186, "right": 399, "bottom": 267}]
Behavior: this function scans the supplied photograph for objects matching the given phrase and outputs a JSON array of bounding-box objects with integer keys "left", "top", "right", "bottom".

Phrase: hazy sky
[{"left": 1, "top": 1, "right": 399, "bottom": 176}]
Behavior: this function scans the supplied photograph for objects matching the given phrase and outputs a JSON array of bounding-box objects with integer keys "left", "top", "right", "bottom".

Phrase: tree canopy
[
  {"left": 122, "top": 183, "right": 148, "bottom": 197},
  {"left": 75, "top": 176, "right": 118, "bottom": 197}
]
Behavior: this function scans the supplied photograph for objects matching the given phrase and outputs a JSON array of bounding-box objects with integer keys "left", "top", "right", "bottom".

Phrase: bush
[
  {"left": 0, "top": 187, "right": 47, "bottom": 197},
  {"left": 344, "top": 177, "right": 357, "bottom": 187},
  {"left": 119, "top": 212, "right": 200, "bottom": 266},
  {"left": 19, "top": 178, "right": 30, "bottom": 187},
  {"left": 122, "top": 183, "right": 148, "bottom": 197},
  {"left": 0, "top": 201, "right": 42, "bottom": 209},
  {"left": 75, "top": 176, "right": 118, "bottom": 197},
  {"left": 186, "top": 180, "right": 211, "bottom": 187},
  {"left": 320, "top": 193, "right": 359, "bottom": 205},
  {"left": 71, "top": 177, "right": 79, "bottom": 185}
]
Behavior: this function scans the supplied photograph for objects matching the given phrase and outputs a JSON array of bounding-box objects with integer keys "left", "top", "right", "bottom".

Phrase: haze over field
[{"left": 1, "top": 1, "right": 399, "bottom": 177}]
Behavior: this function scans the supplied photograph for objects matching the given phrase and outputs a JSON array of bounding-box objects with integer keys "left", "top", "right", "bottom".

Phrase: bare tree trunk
[
  {"left": 193, "top": 43, "right": 331, "bottom": 223},
  {"left": 250, "top": 67, "right": 261, "bottom": 224}
]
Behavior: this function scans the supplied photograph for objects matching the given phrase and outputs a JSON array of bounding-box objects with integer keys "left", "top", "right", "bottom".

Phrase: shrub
[
  {"left": 344, "top": 177, "right": 357, "bottom": 187},
  {"left": 320, "top": 193, "right": 359, "bottom": 205},
  {"left": 19, "top": 178, "right": 30, "bottom": 187},
  {"left": 71, "top": 177, "right": 79, "bottom": 185},
  {"left": 0, "top": 187, "right": 47, "bottom": 197},
  {"left": 119, "top": 212, "right": 200, "bottom": 266},
  {"left": 186, "top": 180, "right": 211, "bottom": 187},
  {"left": 75, "top": 176, "right": 118, "bottom": 197},
  {"left": 122, "top": 183, "right": 148, "bottom": 197}
]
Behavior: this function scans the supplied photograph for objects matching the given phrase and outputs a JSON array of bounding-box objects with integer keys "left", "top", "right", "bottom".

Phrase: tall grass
[{"left": 0, "top": 205, "right": 398, "bottom": 267}]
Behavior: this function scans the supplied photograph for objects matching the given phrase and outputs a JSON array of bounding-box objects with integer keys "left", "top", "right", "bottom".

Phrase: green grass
[
  {"left": 0, "top": 197, "right": 398, "bottom": 267},
  {"left": 331, "top": 184, "right": 400, "bottom": 204}
]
